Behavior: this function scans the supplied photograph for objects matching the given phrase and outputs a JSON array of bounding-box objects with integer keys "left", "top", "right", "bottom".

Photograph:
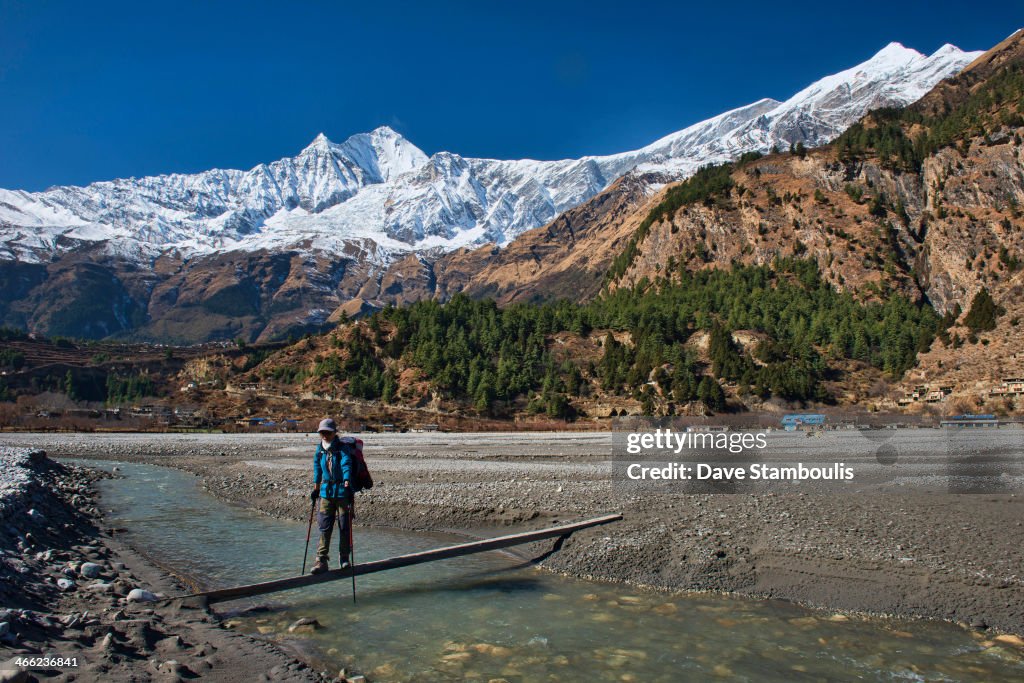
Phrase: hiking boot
[{"left": 310, "top": 558, "right": 328, "bottom": 575}]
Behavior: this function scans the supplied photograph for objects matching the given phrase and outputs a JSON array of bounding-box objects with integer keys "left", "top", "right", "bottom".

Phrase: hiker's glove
[{"left": 310, "top": 487, "right": 319, "bottom": 502}]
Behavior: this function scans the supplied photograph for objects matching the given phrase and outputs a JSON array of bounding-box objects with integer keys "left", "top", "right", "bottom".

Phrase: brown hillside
[
  {"left": 428, "top": 173, "right": 662, "bottom": 304},
  {"left": 599, "top": 31, "right": 1024, "bottom": 409}
]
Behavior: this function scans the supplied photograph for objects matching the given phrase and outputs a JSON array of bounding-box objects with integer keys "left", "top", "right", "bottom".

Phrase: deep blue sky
[{"left": 1, "top": 1, "right": 1021, "bottom": 191}]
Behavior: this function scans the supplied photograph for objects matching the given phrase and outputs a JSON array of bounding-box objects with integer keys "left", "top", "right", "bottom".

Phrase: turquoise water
[{"left": 78, "top": 460, "right": 1024, "bottom": 682}]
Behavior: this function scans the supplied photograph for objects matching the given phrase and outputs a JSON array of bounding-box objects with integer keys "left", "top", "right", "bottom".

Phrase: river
[{"left": 77, "top": 459, "right": 1024, "bottom": 682}]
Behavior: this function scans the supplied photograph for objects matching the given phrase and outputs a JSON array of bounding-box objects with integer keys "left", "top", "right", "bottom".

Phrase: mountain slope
[
  {"left": 582, "top": 30, "right": 1024, "bottom": 409},
  {"left": 0, "top": 41, "right": 982, "bottom": 341},
  {"left": 2, "top": 42, "right": 978, "bottom": 264},
  {"left": 220, "top": 30, "right": 1024, "bottom": 421}
]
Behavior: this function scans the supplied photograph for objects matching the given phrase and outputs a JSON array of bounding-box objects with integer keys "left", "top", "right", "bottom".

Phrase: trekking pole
[
  {"left": 301, "top": 496, "right": 316, "bottom": 574},
  {"left": 349, "top": 501, "right": 356, "bottom": 604}
]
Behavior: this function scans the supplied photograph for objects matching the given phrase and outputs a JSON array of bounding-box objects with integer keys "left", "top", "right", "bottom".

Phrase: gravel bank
[{"left": 4, "top": 431, "right": 1024, "bottom": 638}]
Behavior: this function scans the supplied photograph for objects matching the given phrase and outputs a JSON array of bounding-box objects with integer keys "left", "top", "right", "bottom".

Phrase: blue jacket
[{"left": 314, "top": 436, "right": 353, "bottom": 499}]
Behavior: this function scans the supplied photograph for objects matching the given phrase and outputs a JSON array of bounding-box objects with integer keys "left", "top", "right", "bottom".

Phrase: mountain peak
[
  {"left": 302, "top": 132, "right": 334, "bottom": 154},
  {"left": 931, "top": 43, "right": 964, "bottom": 58},
  {"left": 868, "top": 41, "right": 924, "bottom": 68},
  {"left": 370, "top": 125, "right": 403, "bottom": 140},
  {"left": 340, "top": 126, "right": 429, "bottom": 180}
]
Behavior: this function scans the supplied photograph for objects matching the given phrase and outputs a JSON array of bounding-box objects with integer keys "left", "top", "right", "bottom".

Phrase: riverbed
[
  {"left": 21, "top": 430, "right": 1021, "bottom": 635},
  {"left": 83, "top": 458, "right": 1024, "bottom": 682}
]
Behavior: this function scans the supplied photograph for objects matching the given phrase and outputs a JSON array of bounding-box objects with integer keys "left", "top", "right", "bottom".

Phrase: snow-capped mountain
[{"left": 0, "top": 42, "right": 980, "bottom": 265}]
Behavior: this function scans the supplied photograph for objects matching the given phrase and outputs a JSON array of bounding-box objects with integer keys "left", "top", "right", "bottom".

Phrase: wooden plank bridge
[{"left": 173, "top": 513, "right": 622, "bottom": 604}]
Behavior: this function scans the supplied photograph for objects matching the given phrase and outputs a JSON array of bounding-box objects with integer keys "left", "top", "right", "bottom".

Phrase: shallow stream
[{"left": 78, "top": 460, "right": 1024, "bottom": 682}]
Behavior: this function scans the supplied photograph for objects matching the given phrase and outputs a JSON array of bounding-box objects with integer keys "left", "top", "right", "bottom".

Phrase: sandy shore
[
  {"left": 4, "top": 430, "right": 1024, "bottom": 640},
  {"left": 0, "top": 446, "right": 329, "bottom": 682}
]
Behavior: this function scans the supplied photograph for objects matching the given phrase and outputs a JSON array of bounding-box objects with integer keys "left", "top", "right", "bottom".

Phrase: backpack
[{"left": 340, "top": 436, "right": 374, "bottom": 492}]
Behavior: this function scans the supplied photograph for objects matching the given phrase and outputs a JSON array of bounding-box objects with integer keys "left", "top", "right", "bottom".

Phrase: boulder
[
  {"left": 288, "top": 617, "right": 321, "bottom": 633},
  {"left": 995, "top": 634, "right": 1024, "bottom": 648},
  {"left": 79, "top": 562, "right": 102, "bottom": 579},
  {"left": 0, "top": 662, "right": 29, "bottom": 682},
  {"left": 127, "top": 589, "right": 158, "bottom": 603}
]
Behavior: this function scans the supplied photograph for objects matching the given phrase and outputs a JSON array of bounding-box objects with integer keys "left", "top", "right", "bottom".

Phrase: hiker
[{"left": 310, "top": 418, "right": 353, "bottom": 574}]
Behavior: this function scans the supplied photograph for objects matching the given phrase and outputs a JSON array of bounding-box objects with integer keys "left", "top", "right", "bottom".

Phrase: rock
[
  {"left": 158, "top": 660, "right": 190, "bottom": 675},
  {"left": 288, "top": 617, "right": 321, "bottom": 633},
  {"left": 995, "top": 634, "right": 1024, "bottom": 648},
  {"left": 57, "top": 578, "right": 76, "bottom": 591},
  {"left": 26, "top": 509, "right": 44, "bottom": 523},
  {"left": 372, "top": 663, "right": 398, "bottom": 678},
  {"left": 0, "top": 660, "right": 28, "bottom": 682},
  {"left": 472, "top": 643, "right": 513, "bottom": 657},
  {"left": 712, "top": 663, "right": 734, "bottom": 677},
  {"left": 0, "top": 623, "right": 8, "bottom": 637},
  {"left": 60, "top": 614, "right": 82, "bottom": 629},
  {"left": 440, "top": 652, "right": 472, "bottom": 664},
  {"left": 173, "top": 595, "right": 208, "bottom": 610},
  {"left": 239, "top": 604, "right": 272, "bottom": 614},
  {"left": 127, "top": 589, "right": 158, "bottom": 603},
  {"left": 158, "top": 635, "right": 186, "bottom": 651},
  {"left": 80, "top": 562, "right": 103, "bottom": 578},
  {"left": 97, "top": 632, "right": 115, "bottom": 651}
]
